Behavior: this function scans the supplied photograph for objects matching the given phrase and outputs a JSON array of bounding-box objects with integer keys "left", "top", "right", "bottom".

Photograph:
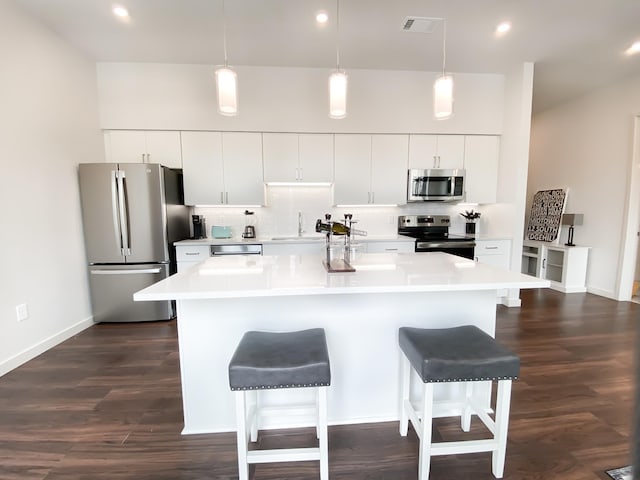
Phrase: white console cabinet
[{"left": 521, "top": 240, "right": 589, "bottom": 293}]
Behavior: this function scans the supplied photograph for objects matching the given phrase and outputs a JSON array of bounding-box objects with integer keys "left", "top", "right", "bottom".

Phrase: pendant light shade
[
  {"left": 215, "top": 67, "right": 238, "bottom": 116},
  {"left": 329, "top": 70, "right": 348, "bottom": 119},
  {"left": 433, "top": 19, "right": 453, "bottom": 120},
  {"left": 216, "top": 0, "right": 238, "bottom": 116},
  {"left": 433, "top": 74, "right": 453, "bottom": 120},
  {"left": 328, "top": 0, "right": 347, "bottom": 119}
]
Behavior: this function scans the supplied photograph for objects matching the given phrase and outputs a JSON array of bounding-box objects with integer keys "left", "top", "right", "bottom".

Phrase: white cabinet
[
  {"left": 475, "top": 239, "right": 511, "bottom": 300},
  {"left": 262, "top": 241, "right": 324, "bottom": 256},
  {"left": 474, "top": 239, "right": 511, "bottom": 268},
  {"left": 365, "top": 241, "right": 414, "bottom": 253},
  {"left": 104, "top": 130, "right": 183, "bottom": 168},
  {"left": 408, "top": 134, "right": 465, "bottom": 169},
  {"left": 176, "top": 245, "right": 210, "bottom": 273},
  {"left": 222, "top": 132, "right": 264, "bottom": 205},
  {"left": 464, "top": 135, "right": 500, "bottom": 204},
  {"left": 263, "top": 133, "right": 333, "bottom": 183},
  {"left": 543, "top": 245, "right": 590, "bottom": 293},
  {"left": 334, "top": 134, "right": 408, "bottom": 205},
  {"left": 522, "top": 240, "right": 590, "bottom": 293},
  {"left": 181, "top": 131, "right": 264, "bottom": 206}
]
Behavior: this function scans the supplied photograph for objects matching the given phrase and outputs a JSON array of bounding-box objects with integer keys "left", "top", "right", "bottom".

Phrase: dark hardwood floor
[{"left": 0, "top": 289, "right": 637, "bottom": 479}]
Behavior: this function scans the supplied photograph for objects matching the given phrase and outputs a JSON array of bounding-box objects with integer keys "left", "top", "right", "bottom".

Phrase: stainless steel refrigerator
[{"left": 78, "top": 163, "right": 190, "bottom": 323}]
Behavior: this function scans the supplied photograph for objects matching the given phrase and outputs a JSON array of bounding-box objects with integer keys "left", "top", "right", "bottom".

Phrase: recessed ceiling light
[
  {"left": 316, "top": 11, "right": 329, "bottom": 24},
  {"left": 495, "top": 21, "right": 512, "bottom": 35},
  {"left": 626, "top": 40, "right": 640, "bottom": 55},
  {"left": 112, "top": 5, "right": 129, "bottom": 18}
]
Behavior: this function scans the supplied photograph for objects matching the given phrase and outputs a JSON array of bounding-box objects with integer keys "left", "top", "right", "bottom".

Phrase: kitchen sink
[{"left": 271, "top": 236, "right": 324, "bottom": 241}]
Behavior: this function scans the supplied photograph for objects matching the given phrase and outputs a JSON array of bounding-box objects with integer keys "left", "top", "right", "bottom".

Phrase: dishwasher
[{"left": 210, "top": 244, "right": 263, "bottom": 256}]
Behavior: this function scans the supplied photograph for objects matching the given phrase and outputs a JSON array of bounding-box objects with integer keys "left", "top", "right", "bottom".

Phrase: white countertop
[
  {"left": 175, "top": 235, "right": 414, "bottom": 246},
  {"left": 135, "top": 252, "right": 548, "bottom": 301}
]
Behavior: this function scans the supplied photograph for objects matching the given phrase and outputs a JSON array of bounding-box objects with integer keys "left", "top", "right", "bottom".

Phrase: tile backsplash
[{"left": 193, "top": 186, "right": 484, "bottom": 240}]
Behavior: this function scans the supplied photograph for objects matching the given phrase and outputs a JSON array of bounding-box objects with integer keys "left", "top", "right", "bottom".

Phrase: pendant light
[
  {"left": 433, "top": 19, "right": 453, "bottom": 120},
  {"left": 329, "top": 0, "right": 347, "bottom": 119},
  {"left": 215, "top": 0, "right": 238, "bottom": 116}
]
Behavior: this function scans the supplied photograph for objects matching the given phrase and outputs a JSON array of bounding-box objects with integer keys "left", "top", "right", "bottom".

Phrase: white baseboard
[
  {"left": 586, "top": 287, "right": 618, "bottom": 300},
  {"left": 0, "top": 316, "right": 94, "bottom": 377},
  {"left": 500, "top": 296, "right": 522, "bottom": 307}
]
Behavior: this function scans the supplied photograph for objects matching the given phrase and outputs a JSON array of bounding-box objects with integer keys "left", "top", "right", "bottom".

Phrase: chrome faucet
[{"left": 298, "top": 211, "right": 304, "bottom": 237}]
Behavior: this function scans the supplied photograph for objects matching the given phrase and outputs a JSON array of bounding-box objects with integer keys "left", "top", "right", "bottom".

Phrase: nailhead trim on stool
[
  {"left": 229, "top": 328, "right": 331, "bottom": 480},
  {"left": 398, "top": 325, "right": 520, "bottom": 480}
]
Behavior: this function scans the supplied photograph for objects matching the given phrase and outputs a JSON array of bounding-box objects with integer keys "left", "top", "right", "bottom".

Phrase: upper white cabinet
[
  {"left": 408, "top": 135, "right": 465, "bottom": 170},
  {"left": 334, "top": 134, "right": 408, "bottom": 205},
  {"left": 464, "top": 135, "right": 500, "bottom": 204},
  {"left": 181, "top": 131, "right": 264, "bottom": 206},
  {"left": 263, "top": 133, "right": 334, "bottom": 183},
  {"left": 104, "top": 130, "right": 183, "bottom": 169}
]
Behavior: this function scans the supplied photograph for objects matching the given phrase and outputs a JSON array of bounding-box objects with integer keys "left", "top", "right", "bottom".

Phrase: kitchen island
[{"left": 134, "top": 252, "right": 548, "bottom": 434}]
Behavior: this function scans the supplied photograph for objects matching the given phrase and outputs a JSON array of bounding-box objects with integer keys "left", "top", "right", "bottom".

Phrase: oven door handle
[{"left": 416, "top": 241, "right": 476, "bottom": 249}]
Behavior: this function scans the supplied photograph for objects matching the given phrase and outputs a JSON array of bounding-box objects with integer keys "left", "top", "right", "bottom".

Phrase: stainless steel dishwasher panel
[{"left": 210, "top": 244, "right": 263, "bottom": 256}]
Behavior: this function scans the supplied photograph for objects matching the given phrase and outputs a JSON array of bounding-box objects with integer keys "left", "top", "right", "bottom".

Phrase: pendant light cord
[
  {"left": 336, "top": 0, "right": 340, "bottom": 70},
  {"left": 222, "top": 0, "right": 228, "bottom": 67},
  {"left": 442, "top": 19, "right": 447, "bottom": 76}
]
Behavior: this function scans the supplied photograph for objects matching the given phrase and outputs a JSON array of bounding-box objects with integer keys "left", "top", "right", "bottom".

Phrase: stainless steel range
[{"left": 398, "top": 215, "right": 476, "bottom": 259}]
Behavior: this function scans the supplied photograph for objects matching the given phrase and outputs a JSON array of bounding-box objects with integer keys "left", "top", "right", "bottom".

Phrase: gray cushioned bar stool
[
  {"left": 398, "top": 325, "right": 520, "bottom": 480},
  {"left": 229, "top": 328, "right": 331, "bottom": 480}
]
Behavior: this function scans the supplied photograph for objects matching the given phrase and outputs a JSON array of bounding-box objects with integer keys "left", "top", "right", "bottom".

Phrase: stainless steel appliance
[
  {"left": 407, "top": 168, "right": 465, "bottom": 202},
  {"left": 398, "top": 214, "right": 475, "bottom": 259},
  {"left": 242, "top": 210, "right": 256, "bottom": 239},
  {"left": 192, "top": 215, "right": 206, "bottom": 239},
  {"left": 210, "top": 244, "right": 262, "bottom": 255},
  {"left": 78, "top": 163, "right": 189, "bottom": 323}
]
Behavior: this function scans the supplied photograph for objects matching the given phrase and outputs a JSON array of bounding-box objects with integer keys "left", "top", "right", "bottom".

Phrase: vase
[{"left": 465, "top": 222, "right": 477, "bottom": 236}]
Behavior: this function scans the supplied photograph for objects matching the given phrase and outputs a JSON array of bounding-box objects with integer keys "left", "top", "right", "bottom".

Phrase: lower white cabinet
[
  {"left": 262, "top": 241, "right": 324, "bottom": 256},
  {"left": 176, "top": 245, "right": 210, "bottom": 273},
  {"left": 475, "top": 239, "right": 511, "bottom": 301},
  {"left": 474, "top": 239, "right": 511, "bottom": 268},
  {"left": 521, "top": 240, "right": 590, "bottom": 293},
  {"left": 365, "top": 241, "right": 414, "bottom": 253}
]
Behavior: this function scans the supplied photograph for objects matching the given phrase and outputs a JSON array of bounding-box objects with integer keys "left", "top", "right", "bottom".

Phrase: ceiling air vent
[{"left": 402, "top": 16, "right": 441, "bottom": 34}]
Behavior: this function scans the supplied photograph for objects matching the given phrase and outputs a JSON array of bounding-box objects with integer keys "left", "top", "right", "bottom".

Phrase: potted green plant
[{"left": 460, "top": 210, "right": 481, "bottom": 236}]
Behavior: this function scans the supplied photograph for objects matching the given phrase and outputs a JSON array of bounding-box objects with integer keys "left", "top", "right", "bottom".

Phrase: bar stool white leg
[
  {"left": 492, "top": 380, "right": 512, "bottom": 478},
  {"left": 235, "top": 391, "right": 250, "bottom": 480},
  {"left": 399, "top": 353, "right": 411, "bottom": 436},
  {"left": 250, "top": 390, "right": 259, "bottom": 442},
  {"left": 461, "top": 382, "right": 473, "bottom": 432},
  {"left": 418, "top": 382, "right": 434, "bottom": 480},
  {"left": 318, "top": 386, "right": 329, "bottom": 480}
]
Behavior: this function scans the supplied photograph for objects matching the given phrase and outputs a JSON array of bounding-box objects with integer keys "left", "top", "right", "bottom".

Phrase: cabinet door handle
[
  {"left": 299, "top": 167, "right": 303, "bottom": 180},
  {"left": 141, "top": 153, "right": 146, "bottom": 162},
  {"left": 220, "top": 192, "right": 224, "bottom": 204},
  {"left": 225, "top": 192, "right": 229, "bottom": 204},
  {"left": 542, "top": 258, "right": 546, "bottom": 268},
  {"left": 371, "top": 192, "right": 375, "bottom": 204},
  {"left": 185, "top": 252, "right": 201, "bottom": 256},
  {"left": 486, "top": 246, "right": 498, "bottom": 250}
]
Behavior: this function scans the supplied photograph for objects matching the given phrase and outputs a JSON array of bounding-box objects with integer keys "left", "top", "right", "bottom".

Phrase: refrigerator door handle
[
  {"left": 111, "top": 170, "right": 124, "bottom": 254},
  {"left": 90, "top": 268, "right": 163, "bottom": 275},
  {"left": 117, "top": 170, "right": 131, "bottom": 256}
]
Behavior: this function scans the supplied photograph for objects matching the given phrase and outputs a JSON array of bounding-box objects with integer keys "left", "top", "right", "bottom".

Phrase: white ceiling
[{"left": 12, "top": 0, "right": 640, "bottom": 113}]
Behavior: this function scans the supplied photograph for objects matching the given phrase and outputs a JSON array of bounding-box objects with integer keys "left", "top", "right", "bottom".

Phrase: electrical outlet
[{"left": 16, "top": 303, "right": 29, "bottom": 322}]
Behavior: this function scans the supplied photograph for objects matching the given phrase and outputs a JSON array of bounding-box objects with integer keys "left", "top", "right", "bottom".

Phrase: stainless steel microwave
[{"left": 407, "top": 168, "right": 465, "bottom": 202}]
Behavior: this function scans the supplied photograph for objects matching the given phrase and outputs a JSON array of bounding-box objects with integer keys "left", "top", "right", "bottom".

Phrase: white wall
[
  {"left": 97, "top": 63, "right": 504, "bottom": 134},
  {"left": 0, "top": 0, "right": 104, "bottom": 376},
  {"left": 529, "top": 72, "right": 640, "bottom": 299}
]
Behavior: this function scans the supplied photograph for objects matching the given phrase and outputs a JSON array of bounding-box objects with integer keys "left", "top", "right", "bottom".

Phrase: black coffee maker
[{"left": 192, "top": 215, "right": 206, "bottom": 239}]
